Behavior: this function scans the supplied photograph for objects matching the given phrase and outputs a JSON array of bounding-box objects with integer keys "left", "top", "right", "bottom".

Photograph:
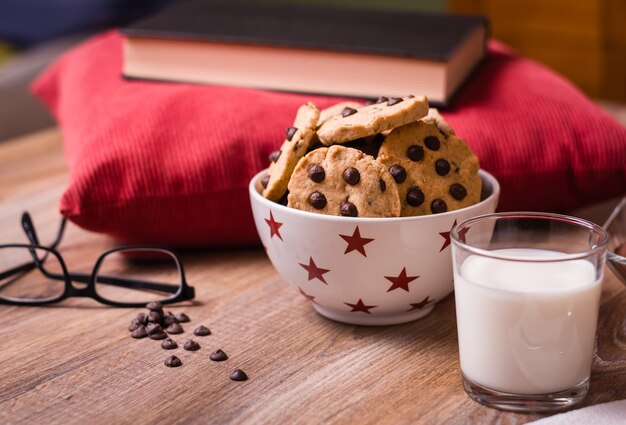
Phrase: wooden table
[{"left": 0, "top": 129, "right": 624, "bottom": 424}]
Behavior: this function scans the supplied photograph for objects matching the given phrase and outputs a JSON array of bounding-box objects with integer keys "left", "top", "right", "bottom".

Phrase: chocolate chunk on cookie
[
  {"left": 317, "top": 101, "right": 363, "bottom": 128},
  {"left": 262, "top": 102, "right": 320, "bottom": 201},
  {"left": 316, "top": 95, "right": 428, "bottom": 145},
  {"left": 377, "top": 120, "right": 481, "bottom": 216},
  {"left": 287, "top": 145, "right": 400, "bottom": 217}
]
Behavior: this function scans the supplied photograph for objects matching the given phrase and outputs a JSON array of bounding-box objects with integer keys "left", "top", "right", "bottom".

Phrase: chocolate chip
[
  {"left": 269, "top": 150, "right": 281, "bottom": 163},
  {"left": 309, "top": 192, "right": 327, "bottom": 209},
  {"left": 164, "top": 355, "right": 182, "bottom": 368},
  {"left": 175, "top": 313, "right": 190, "bottom": 323},
  {"left": 285, "top": 127, "right": 298, "bottom": 141},
  {"left": 431, "top": 199, "right": 448, "bottom": 214},
  {"left": 341, "top": 107, "right": 358, "bottom": 117},
  {"left": 129, "top": 319, "right": 141, "bottom": 332},
  {"left": 435, "top": 159, "right": 451, "bottom": 176},
  {"left": 260, "top": 175, "right": 270, "bottom": 188},
  {"left": 166, "top": 322, "right": 184, "bottom": 334},
  {"left": 146, "top": 323, "right": 163, "bottom": 335},
  {"left": 194, "top": 325, "right": 211, "bottom": 336},
  {"left": 424, "top": 136, "right": 441, "bottom": 151},
  {"left": 130, "top": 325, "right": 148, "bottom": 339},
  {"left": 136, "top": 313, "right": 148, "bottom": 325},
  {"left": 230, "top": 369, "right": 248, "bottom": 381},
  {"left": 452, "top": 161, "right": 460, "bottom": 173},
  {"left": 387, "top": 97, "right": 403, "bottom": 106},
  {"left": 379, "top": 179, "right": 386, "bottom": 192},
  {"left": 149, "top": 331, "right": 168, "bottom": 340},
  {"left": 407, "top": 145, "right": 424, "bottom": 162},
  {"left": 161, "top": 338, "right": 178, "bottom": 350},
  {"left": 375, "top": 96, "right": 388, "bottom": 104},
  {"left": 147, "top": 310, "right": 162, "bottom": 324},
  {"left": 163, "top": 311, "right": 178, "bottom": 326},
  {"left": 184, "top": 339, "right": 201, "bottom": 351},
  {"left": 210, "top": 349, "right": 229, "bottom": 362},
  {"left": 340, "top": 202, "right": 358, "bottom": 217},
  {"left": 146, "top": 301, "right": 163, "bottom": 312},
  {"left": 449, "top": 183, "right": 467, "bottom": 200},
  {"left": 307, "top": 164, "right": 325, "bottom": 182},
  {"left": 389, "top": 165, "right": 407, "bottom": 184},
  {"left": 343, "top": 167, "right": 360, "bottom": 185},
  {"left": 406, "top": 187, "right": 425, "bottom": 207}
]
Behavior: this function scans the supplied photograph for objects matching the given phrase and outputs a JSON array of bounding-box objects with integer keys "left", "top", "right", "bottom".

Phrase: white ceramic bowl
[{"left": 249, "top": 169, "right": 500, "bottom": 325}]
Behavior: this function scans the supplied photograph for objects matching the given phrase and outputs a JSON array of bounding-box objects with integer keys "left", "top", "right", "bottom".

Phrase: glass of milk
[{"left": 451, "top": 212, "right": 608, "bottom": 412}]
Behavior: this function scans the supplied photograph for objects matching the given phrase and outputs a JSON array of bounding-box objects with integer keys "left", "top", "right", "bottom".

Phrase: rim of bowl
[{"left": 249, "top": 168, "right": 500, "bottom": 223}]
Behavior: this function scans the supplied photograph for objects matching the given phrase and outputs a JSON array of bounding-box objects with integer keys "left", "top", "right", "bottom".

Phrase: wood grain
[{"left": 0, "top": 129, "right": 624, "bottom": 424}]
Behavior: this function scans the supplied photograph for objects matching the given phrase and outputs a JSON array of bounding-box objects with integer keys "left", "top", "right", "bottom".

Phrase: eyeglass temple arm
[
  {"left": 21, "top": 212, "right": 66, "bottom": 249},
  {"left": 0, "top": 262, "right": 36, "bottom": 281}
]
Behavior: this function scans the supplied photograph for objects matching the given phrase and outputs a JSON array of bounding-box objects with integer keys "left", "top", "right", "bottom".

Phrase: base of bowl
[{"left": 313, "top": 303, "right": 436, "bottom": 326}]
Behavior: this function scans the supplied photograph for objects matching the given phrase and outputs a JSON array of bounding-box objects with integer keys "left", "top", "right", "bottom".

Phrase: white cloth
[{"left": 528, "top": 400, "right": 626, "bottom": 425}]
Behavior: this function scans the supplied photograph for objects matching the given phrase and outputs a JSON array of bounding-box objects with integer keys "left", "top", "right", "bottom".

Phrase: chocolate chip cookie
[
  {"left": 262, "top": 102, "right": 320, "bottom": 201},
  {"left": 377, "top": 120, "right": 481, "bottom": 216},
  {"left": 316, "top": 95, "right": 428, "bottom": 145},
  {"left": 287, "top": 145, "right": 400, "bottom": 217}
]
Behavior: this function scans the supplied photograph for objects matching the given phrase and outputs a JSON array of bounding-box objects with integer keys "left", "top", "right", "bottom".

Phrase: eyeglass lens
[{"left": 0, "top": 247, "right": 65, "bottom": 302}]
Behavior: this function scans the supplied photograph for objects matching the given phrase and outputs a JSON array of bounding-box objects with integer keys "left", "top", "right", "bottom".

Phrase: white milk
[{"left": 454, "top": 248, "right": 601, "bottom": 395}]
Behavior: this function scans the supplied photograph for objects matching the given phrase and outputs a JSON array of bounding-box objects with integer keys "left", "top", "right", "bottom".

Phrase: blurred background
[{"left": 1, "top": 0, "right": 624, "bottom": 142}]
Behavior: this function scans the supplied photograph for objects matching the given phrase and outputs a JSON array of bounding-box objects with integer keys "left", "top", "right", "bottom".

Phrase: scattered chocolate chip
[
  {"left": 210, "top": 349, "right": 229, "bottom": 362},
  {"left": 128, "top": 319, "right": 141, "bottom": 332},
  {"left": 163, "top": 311, "right": 178, "bottom": 327},
  {"left": 435, "top": 159, "right": 451, "bottom": 176},
  {"left": 164, "top": 355, "right": 182, "bottom": 368},
  {"left": 375, "top": 96, "right": 388, "bottom": 104},
  {"left": 146, "top": 301, "right": 163, "bottom": 312},
  {"left": 431, "top": 199, "right": 448, "bottom": 214},
  {"left": 343, "top": 167, "right": 360, "bottom": 185},
  {"left": 184, "top": 339, "right": 201, "bottom": 351},
  {"left": 285, "top": 127, "right": 298, "bottom": 141},
  {"left": 149, "top": 331, "right": 168, "bottom": 340},
  {"left": 341, "top": 107, "right": 358, "bottom": 117},
  {"left": 406, "top": 187, "right": 425, "bottom": 207},
  {"left": 269, "top": 150, "right": 281, "bottom": 163},
  {"left": 309, "top": 192, "right": 327, "bottom": 209},
  {"left": 407, "top": 145, "right": 424, "bottom": 162},
  {"left": 389, "top": 165, "right": 407, "bottom": 184},
  {"left": 194, "top": 325, "right": 211, "bottom": 336},
  {"left": 424, "top": 136, "right": 441, "bottom": 151},
  {"left": 130, "top": 325, "right": 148, "bottom": 339},
  {"left": 307, "top": 164, "right": 325, "bottom": 183},
  {"left": 136, "top": 313, "right": 148, "bottom": 325},
  {"left": 230, "top": 369, "right": 248, "bottom": 381},
  {"left": 379, "top": 179, "right": 386, "bottom": 192},
  {"left": 146, "top": 323, "right": 163, "bottom": 335},
  {"left": 449, "top": 183, "right": 467, "bottom": 200},
  {"left": 175, "top": 313, "right": 190, "bottom": 323},
  {"left": 260, "top": 175, "right": 270, "bottom": 188},
  {"left": 161, "top": 338, "right": 178, "bottom": 350},
  {"left": 340, "top": 202, "right": 358, "bottom": 217},
  {"left": 387, "top": 97, "right": 403, "bottom": 106},
  {"left": 147, "top": 311, "right": 162, "bottom": 324},
  {"left": 166, "top": 322, "right": 184, "bottom": 334}
]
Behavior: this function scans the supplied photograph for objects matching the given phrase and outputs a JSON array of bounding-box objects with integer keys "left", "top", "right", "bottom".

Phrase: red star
[
  {"left": 408, "top": 296, "right": 434, "bottom": 311},
  {"left": 298, "top": 287, "right": 317, "bottom": 303},
  {"left": 299, "top": 257, "right": 330, "bottom": 284},
  {"left": 339, "top": 226, "right": 374, "bottom": 257},
  {"left": 439, "top": 220, "right": 470, "bottom": 252},
  {"left": 384, "top": 267, "right": 419, "bottom": 292},
  {"left": 265, "top": 211, "right": 283, "bottom": 241},
  {"left": 345, "top": 298, "right": 377, "bottom": 314}
]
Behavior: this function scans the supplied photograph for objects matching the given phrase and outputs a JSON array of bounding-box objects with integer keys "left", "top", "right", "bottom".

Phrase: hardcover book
[{"left": 122, "top": 0, "right": 488, "bottom": 106}]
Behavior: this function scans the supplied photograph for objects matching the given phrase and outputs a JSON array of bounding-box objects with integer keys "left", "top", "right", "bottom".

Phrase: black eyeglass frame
[{"left": 0, "top": 213, "right": 195, "bottom": 307}]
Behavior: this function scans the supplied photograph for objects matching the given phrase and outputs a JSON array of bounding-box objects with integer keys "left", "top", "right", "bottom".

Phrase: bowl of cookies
[{"left": 249, "top": 96, "right": 500, "bottom": 325}]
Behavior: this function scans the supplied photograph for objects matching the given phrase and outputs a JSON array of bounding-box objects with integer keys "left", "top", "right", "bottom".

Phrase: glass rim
[{"left": 450, "top": 211, "right": 609, "bottom": 262}]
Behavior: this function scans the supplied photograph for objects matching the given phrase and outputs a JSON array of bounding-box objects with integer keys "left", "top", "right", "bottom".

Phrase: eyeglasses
[{"left": 0, "top": 212, "right": 195, "bottom": 307}]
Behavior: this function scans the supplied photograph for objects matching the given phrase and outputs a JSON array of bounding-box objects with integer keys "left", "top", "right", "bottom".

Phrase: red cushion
[{"left": 32, "top": 31, "right": 626, "bottom": 246}]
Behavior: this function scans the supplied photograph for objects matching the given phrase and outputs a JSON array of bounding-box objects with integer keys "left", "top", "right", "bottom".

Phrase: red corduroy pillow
[{"left": 32, "top": 31, "right": 626, "bottom": 246}]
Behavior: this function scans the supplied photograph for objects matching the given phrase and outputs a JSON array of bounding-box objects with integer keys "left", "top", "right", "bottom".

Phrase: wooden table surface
[{"left": 0, "top": 129, "right": 624, "bottom": 425}]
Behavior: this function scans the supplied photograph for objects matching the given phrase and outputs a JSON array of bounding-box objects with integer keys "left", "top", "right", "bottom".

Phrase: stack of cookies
[{"left": 260, "top": 96, "right": 481, "bottom": 218}]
